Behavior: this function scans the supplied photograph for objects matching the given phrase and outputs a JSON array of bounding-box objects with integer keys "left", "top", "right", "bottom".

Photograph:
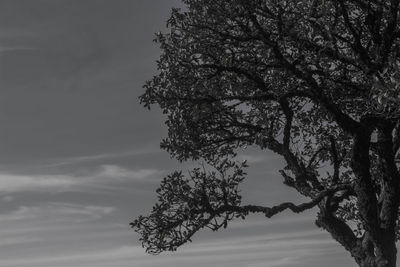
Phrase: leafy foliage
[
  {"left": 370, "top": 59, "right": 400, "bottom": 117},
  {"left": 131, "top": 160, "right": 246, "bottom": 254},
  {"left": 134, "top": 1, "right": 400, "bottom": 266}
]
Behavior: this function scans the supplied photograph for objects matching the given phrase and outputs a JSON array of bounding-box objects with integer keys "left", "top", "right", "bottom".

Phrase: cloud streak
[
  {"left": 41, "top": 147, "right": 158, "bottom": 167},
  {"left": 0, "top": 229, "right": 341, "bottom": 267},
  {"left": 0, "top": 46, "right": 35, "bottom": 53},
  {"left": 0, "top": 173, "right": 79, "bottom": 193},
  {"left": 0, "top": 164, "right": 160, "bottom": 194}
]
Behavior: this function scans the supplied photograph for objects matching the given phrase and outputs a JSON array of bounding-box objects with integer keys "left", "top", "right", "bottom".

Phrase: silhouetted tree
[{"left": 131, "top": 1, "right": 400, "bottom": 266}]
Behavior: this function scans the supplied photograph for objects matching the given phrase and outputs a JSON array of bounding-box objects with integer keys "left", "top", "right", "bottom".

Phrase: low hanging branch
[{"left": 131, "top": 160, "right": 353, "bottom": 254}]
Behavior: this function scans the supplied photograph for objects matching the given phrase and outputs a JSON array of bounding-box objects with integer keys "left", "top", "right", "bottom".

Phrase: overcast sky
[{"left": 0, "top": 1, "right": 362, "bottom": 266}]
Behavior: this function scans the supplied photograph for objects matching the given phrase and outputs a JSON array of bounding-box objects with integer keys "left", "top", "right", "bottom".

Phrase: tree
[{"left": 131, "top": 1, "right": 400, "bottom": 266}]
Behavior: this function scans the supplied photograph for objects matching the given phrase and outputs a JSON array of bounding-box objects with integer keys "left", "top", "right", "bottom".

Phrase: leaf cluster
[{"left": 131, "top": 160, "right": 247, "bottom": 254}]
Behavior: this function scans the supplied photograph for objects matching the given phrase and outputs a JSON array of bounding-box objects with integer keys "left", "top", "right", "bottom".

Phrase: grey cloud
[{"left": 0, "top": 164, "right": 160, "bottom": 194}]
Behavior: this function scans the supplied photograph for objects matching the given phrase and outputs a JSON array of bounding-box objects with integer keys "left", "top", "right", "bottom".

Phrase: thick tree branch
[
  {"left": 351, "top": 123, "right": 381, "bottom": 244},
  {"left": 216, "top": 184, "right": 351, "bottom": 218},
  {"left": 393, "top": 121, "right": 400, "bottom": 155},
  {"left": 316, "top": 209, "right": 365, "bottom": 265},
  {"left": 337, "top": 0, "right": 373, "bottom": 69},
  {"left": 330, "top": 136, "right": 341, "bottom": 183},
  {"left": 381, "top": 0, "right": 400, "bottom": 66}
]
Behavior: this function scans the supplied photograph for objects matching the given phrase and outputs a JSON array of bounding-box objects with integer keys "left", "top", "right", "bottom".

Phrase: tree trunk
[{"left": 374, "top": 238, "right": 397, "bottom": 267}]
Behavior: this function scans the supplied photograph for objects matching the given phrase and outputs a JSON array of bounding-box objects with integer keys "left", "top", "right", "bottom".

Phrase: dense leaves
[
  {"left": 370, "top": 59, "right": 400, "bottom": 117},
  {"left": 134, "top": 1, "right": 400, "bottom": 266},
  {"left": 131, "top": 160, "right": 246, "bottom": 254}
]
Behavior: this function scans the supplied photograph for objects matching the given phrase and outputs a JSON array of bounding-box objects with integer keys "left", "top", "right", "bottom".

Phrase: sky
[{"left": 0, "top": 1, "right": 361, "bottom": 266}]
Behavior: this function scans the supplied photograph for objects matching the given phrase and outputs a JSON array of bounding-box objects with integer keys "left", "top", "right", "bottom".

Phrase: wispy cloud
[
  {"left": 181, "top": 230, "right": 334, "bottom": 255},
  {"left": 0, "top": 173, "right": 79, "bottom": 193},
  {"left": 92, "top": 164, "right": 160, "bottom": 181},
  {"left": 0, "top": 164, "right": 160, "bottom": 194},
  {"left": 0, "top": 245, "right": 142, "bottom": 267},
  {"left": 0, "top": 46, "right": 34, "bottom": 53},
  {"left": 0, "top": 229, "right": 340, "bottom": 267},
  {"left": 0, "top": 203, "right": 115, "bottom": 223},
  {"left": 42, "top": 148, "right": 158, "bottom": 167},
  {"left": 0, "top": 236, "right": 40, "bottom": 247}
]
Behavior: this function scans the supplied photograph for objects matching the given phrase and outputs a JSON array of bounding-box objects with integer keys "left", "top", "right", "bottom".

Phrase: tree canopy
[{"left": 132, "top": 1, "right": 400, "bottom": 266}]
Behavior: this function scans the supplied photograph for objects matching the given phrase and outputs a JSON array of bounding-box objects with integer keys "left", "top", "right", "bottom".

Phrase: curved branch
[
  {"left": 316, "top": 210, "right": 364, "bottom": 265},
  {"left": 217, "top": 184, "right": 352, "bottom": 218}
]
